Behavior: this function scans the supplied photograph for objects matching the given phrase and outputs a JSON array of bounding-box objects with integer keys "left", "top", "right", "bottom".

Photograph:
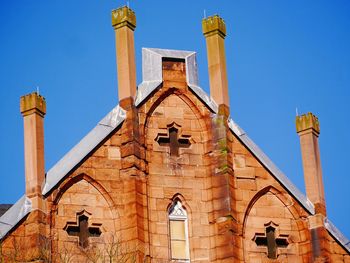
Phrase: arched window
[{"left": 168, "top": 200, "right": 190, "bottom": 262}]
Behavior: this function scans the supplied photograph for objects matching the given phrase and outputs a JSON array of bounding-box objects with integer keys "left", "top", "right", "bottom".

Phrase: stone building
[{"left": 0, "top": 6, "right": 349, "bottom": 263}]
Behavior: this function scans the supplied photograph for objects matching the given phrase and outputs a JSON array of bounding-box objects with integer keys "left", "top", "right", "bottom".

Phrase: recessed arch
[
  {"left": 51, "top": 173, "right": 117, "bottom": 220},
  {"left": 50, "top": 173, "right": 117, "bottom": 261},
  {"left": 143, "top": 87, "right": 211, "bottom": 138},
  {"left": 242, "top": 185, "right": 305, "bottom": 236},
  {"left": 242, "top": 185, "right": 308, "bottom": 262}
]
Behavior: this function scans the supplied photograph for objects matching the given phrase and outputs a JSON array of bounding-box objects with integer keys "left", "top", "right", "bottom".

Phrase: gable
[
  {"left": 228, "top": 118, "right": 350, "bottom": 253},
  {"left": 42, "top": 105, "right": 126, "bottom": 196},
  {"left": 1, "top": 47, "right": 349, "bottom": 257},
  {"left": 244, "top": 189, "right": 305, "bottom": 261},
  {"left": 228, "top": 119, "right": 314, "bottom": 215}
]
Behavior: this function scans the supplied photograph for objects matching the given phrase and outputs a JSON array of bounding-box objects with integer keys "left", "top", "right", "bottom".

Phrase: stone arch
[
  {"left": 242, "top": 185, "right": 307, "bottom": 262},
  {"left": 167, "top": 193, "right": 192, "bottom": 216},
  {"left": 243, "top": 185, "right": 304, "bottom": 233},
  {"left": 143, "top": 87, "right": 211, "bottom": 141},
  {"left": 167, "top": 193, "right": 193, "bottom": 238},
  {"left": 51, "top": 173, "right": 117, "bottom": 220},
  {"left": 166, "top": 194, "right": 193, "bottom": 231},
  {"left": 51, "top": 173, "right": 117, "bottom": 260},
  {"left": 144, "top": 90, "right": 211, "bottom": 164},
  {"left": 142, "top": 84, "right": 214, "bottom": 262}
]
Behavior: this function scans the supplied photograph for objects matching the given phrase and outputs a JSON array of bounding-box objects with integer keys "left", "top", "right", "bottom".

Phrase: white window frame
[{"left": 169, "top": 200, "right": 190, "bottom": 262}]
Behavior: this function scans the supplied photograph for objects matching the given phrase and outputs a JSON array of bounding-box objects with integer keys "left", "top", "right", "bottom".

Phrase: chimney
[
  {"left": 202, "top": 15, "right": 229, "bottom": 110},
  {"left": 112, "top": 6, "right": 137, "bottom": 102},
  {"left": 20, "top": 92, "right": 46, "bottom": 207},
  {"left": 296, "top": 113, "right": 326, "bottom": 215}
]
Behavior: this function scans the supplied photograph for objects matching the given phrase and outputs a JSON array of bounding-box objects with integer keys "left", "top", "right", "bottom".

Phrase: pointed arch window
[{"left": 169, "top": 200, "right": 190, "bottom": 262}]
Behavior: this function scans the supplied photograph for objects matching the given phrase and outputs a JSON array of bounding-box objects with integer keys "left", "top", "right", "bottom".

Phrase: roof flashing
[
  {"left": 42, "top": 104, "right": 126, "bottom": 196},
  {"left": 135, "top": 48, "right": 218, "bottom": 112},
  {"left": 0, "top": 195, "right": 31, "bottom": 240},
  {"left": 227, "top": 118, "right": 315, "bottom": 215}
]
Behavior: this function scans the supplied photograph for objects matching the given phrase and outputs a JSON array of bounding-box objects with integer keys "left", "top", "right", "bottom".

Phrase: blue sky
[{"left": 0, "top": 1, "right": 349, "bottom": 240}]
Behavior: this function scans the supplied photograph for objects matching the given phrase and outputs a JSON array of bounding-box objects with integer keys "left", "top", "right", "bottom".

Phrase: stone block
[
  {"left": 236, "top": 179, "right": 257, "bottom": 191},
  {"left": 233, "top": 154, "right": 246, "bottom": 169},
  {"left": 149, "top": 187, "right": 164, "bottom": 198},
  {"left": 108, "top": 146, "right": 121, "bottom": 160},
  {"left": 245, "top": 156, "right": 262, "bottom": 168},
  {"left": 235, "top": 167, "right": 256, "bottom": 179}
]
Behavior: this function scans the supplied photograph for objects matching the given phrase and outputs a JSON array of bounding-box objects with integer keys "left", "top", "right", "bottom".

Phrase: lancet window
[{"left": 168, "top": 200, "right": 190, "bottom": 262}]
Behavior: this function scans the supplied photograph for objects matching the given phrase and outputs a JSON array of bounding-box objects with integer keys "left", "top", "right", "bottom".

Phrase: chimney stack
[
  {"left": 20, "top": 92, "right": 46, "bottom": 206},
  {"left": 296, "top": 113, "right": 326, "bottom": 215},
  {"left": 202, "top": 15, "right": 230, "bottom": 110},
  {"left": 112, "top": 6, "right": 137, "bottom": 102}
]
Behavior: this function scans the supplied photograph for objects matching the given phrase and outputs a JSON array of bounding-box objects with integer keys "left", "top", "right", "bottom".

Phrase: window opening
[
  {"left": 65, "top": 213, "right": 102, "bottom": 248},
  {"left": 254, "top": 225, "right": 289, "bottom": 259},
  {"left": 156, "top": 126, "right": 191, "bottom": 156},
  {"left": 169, "top": 200, "right": 190, "bottom": 261}
]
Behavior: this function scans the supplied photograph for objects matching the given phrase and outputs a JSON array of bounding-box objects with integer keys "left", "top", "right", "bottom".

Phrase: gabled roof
[
  {"left": 227, "top": 119, "right": 315, "bottom": 215},
  {"left": 0, "top": 204, "right": 12, "bottom": 217},
  {"left": 227, "top": 112, "right": 350, "bottom": 254},
  {"left": 42, "top": 105, "right": 126, "bottom": 196},
  {"left": 0, "top": 196, "right": 31, "bottom": 239},
  {"left": 325, "top": 218, "right": 350, "bottom": 252},
  {"left": 0, "top": 48, "right": 349, "bottom": 253},
  {"left": 227, "top": 121, "right": 350, "bottom": 253}
]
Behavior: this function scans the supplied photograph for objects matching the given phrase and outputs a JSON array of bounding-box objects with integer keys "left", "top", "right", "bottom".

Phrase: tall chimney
[
  {"left": 112, "top": 6, "right": 137, "bottom": 102},
  {"left": 20, "top": 92, "right": 46, "bottom": 207},
  {"left": 202, "top": 15, "right": 229, "bottom": 108},
  {"left": 296, "top": 112, "right": 326, "bottom": 215}
]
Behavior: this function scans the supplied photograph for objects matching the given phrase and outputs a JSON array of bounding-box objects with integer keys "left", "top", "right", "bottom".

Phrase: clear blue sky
[{"left": 1, "top": 1, "right": 349, "bottom": 239}]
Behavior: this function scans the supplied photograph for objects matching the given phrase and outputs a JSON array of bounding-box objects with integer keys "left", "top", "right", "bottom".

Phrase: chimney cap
[
  {"left": 20, "top": 92, "right": 46, "bottom": 117},
  {"left": 202, "top": 15, "right": 226, "bottom": 38},
  {"left": 296, "top": 112, "right": 320, "bottom": 135},
  {"left": 112, "top": 6, "right": 136, "bottom": 30}
]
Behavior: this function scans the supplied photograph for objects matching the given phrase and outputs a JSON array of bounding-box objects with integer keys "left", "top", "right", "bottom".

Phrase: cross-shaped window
[
  {"left": 253, "top": 225, "right": 289, "bottom": 259},
  {"left": 64, "top": 213, "right": 102, "bottom": 248},
  {"left": 156, "top": 126, "right": 191, "bottom": 156}
]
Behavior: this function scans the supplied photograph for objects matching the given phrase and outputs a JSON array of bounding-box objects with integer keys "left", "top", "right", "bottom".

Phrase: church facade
[{"left": 0, "top": 6, "right": 349, "bottom": 262}]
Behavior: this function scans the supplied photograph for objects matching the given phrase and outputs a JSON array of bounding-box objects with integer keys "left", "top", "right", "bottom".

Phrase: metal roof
[
  {"left": 0, "top": 204, "right": 12, "bottom": 217},
  {"left": 325, "top": 218, "right": 350, "bottom": 252},
  {"left": 0, "top": 47, "right": 348, "bottom": 254},
  {"left": 0, "top": 196, "right": 31, "bottom": 240},
  {"left": 227, "top": 119, "right": 350, "bottom": 253},
  {"left": 42, "top": 104, "right": 126, "bottom": 195},
  {"left": 135, "top": 48, "right": 218, "bottom": 113},
  {"left": 227, "top": 119, "right": 315, "bottom": 215}
]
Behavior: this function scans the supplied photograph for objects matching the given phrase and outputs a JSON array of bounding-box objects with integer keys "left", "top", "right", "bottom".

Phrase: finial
[
  {"left": 296, "top": 112, "right": 320, "bottom": 135},
  {"left": 112, "top": 5, "right": 136, "bottom": 30},
  {"left": 20, "top": 92, "right": 46, "bottom": 117},
  {"left": 202, "top": 14, "right": 226, "bottom": 38}
]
